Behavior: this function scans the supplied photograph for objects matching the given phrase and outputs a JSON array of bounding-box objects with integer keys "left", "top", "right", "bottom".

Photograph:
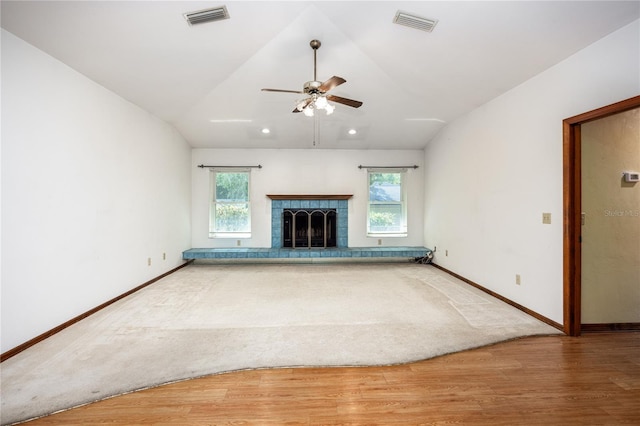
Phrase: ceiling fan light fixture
[
  {"left": 325, "top": 103, "right": 335, "bottom": 115},
  {"left": 309, "top": 96, "right": 335, "bottom": 116},
  {"left": 315, "top": 95, "right": 328, "bottom": 109},
  {"left": 297, "top": 95, "right": 335, "bottom": 116}
]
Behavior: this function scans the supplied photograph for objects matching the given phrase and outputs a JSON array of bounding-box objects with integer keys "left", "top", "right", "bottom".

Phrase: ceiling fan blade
[
  {"left": 262, "top": 88, "right": 304, "bottom": 94},
  {"left": 318, "top": 76, "right": 346, "bottom": 93},
  {"left": 326, "top": 95, "right": 363, "bottom": 108}
]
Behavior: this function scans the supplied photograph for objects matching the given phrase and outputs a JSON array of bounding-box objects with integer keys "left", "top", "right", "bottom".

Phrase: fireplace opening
[{"left": 282, "top": 209, "right": 337, "bottom": 248}]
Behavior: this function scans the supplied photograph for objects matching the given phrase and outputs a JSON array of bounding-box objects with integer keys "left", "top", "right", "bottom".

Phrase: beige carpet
[{"left": 1, "top": 263, "right": 559, "bottom": 425}]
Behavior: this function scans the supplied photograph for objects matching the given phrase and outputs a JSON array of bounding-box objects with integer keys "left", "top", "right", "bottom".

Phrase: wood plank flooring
[{"left": 23, "top": 332, "right": 640, "bottom": 425}]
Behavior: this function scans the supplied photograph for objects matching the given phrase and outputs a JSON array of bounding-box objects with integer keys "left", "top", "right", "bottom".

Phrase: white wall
[
  {"left": 1, "top": 30, "right": 192, "bottom": 352},
  {"left": 192, "top": 149, "right": 424, "bottom": 248},
  {"left": 424, "top": 20, "right": 640, "bottom": 324}
]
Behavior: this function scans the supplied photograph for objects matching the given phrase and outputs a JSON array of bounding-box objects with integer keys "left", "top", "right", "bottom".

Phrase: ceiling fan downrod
[{"left": 310, "top": 39, "right": 321, "bottom": 82}]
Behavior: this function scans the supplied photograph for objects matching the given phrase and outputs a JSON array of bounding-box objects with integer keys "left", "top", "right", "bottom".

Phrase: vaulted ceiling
[{"left": 2, "top": 1, "right": 638, "bottom": 149}]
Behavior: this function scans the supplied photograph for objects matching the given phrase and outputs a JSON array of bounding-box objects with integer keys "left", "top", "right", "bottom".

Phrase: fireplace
[
  {"left": 268, "top": 195, "right": 351, "bottom": 249},
  {"left": 283, "top": 209, "right": 337, "bottom": 248}
]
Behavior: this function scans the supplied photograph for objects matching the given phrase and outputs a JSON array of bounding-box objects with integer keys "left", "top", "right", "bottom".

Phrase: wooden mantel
[{"left": 267, "top": 194, "right": 353, "bottom": 200}]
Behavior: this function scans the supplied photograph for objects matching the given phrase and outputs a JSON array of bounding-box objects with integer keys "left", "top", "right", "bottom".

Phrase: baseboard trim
[
  {"left": 581, "top": 323, "right": 640, "bottom": 333},
  {"left": 432, "top": 263, "right": 564, "bottom": 332},
  {"left": 1, "top": 260, "right": 194, "bottom": 363}
]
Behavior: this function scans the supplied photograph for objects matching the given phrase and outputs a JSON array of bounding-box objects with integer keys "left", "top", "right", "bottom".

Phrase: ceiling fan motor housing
[{"left": 304, "top": 81, "right": 323, "bottom": 94}]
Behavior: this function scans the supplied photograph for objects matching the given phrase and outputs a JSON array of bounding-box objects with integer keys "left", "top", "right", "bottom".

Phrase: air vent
[
  {"left": 393, "top": 11, "right": 438, "bottom": 33},
  {"left": 184, "top": 6, "right": 229, "bottom": 26}
]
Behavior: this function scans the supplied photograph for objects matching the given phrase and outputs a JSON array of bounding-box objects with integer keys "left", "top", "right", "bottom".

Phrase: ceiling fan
[{"left": 262, "top": 39, "right": 363, "bottom": 116}]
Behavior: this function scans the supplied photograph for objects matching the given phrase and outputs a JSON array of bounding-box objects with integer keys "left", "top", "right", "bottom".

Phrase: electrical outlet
[
  {"left": 445, "top": 249, "right": 448, "bottom": 256},
  {"left": 237, "top": 240, "right": 241, "bottom": 247},
  {"left": 516, "top": 274, "right": 521, "bottom": 285},
  {"left": 163, "top": 252, "right": 166, "bottom": 260},
  {"left": 434, "top": 246, "right": 437, "bottom": 252},
  {"left": 378, "top": 239, "right": 382, "bottom": 246},
  {"left": 542, "top": 213, "right": 551, "bottom": 224},
  {"left": 147, "top": 257, "right": 151, "bottom": 266}
]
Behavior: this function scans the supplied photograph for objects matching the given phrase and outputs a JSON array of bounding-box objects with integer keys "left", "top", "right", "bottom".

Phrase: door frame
[{"left": 563, "top": 95, "right": 640, "bottom": 336}]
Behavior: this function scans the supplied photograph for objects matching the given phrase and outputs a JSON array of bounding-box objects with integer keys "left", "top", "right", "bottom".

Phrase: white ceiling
[{"left": 2, "top": 1, "right": 638, "bottom": 150}]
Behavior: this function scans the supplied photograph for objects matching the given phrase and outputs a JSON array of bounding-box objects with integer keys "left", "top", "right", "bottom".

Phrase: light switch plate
[{"left": 542, "top": 213, "right": 551, "bottom": 224}]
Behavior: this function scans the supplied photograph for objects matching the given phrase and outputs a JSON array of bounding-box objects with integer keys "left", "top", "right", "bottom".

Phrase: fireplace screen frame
[{"left": 282, "top": 208, "right": 337, "bottom": 249}]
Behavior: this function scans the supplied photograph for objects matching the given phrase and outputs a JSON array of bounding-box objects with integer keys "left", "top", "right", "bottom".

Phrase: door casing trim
[{"left": 563, "top": 95, "right": 640, "bottom": 336}]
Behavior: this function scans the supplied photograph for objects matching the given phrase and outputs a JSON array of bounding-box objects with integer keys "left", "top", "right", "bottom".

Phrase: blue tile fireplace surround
[
  {"left": 183, "top": 195, "right": 431, "bottom": 262},
  {"left": 270, "top": 197, "right": 348, "bottom": 248}
]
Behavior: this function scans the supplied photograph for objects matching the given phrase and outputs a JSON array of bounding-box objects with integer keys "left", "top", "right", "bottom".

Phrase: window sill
[
  {"left": 209, "top": 233, "right": 251, "bottom": 239},
  {"left": 367, "top": 233, "right": 408, "bottom": 238}
]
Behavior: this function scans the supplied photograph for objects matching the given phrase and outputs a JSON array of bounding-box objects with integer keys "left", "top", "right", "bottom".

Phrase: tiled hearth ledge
[
  {"left": 183, "top": 247, "right": 432, "bottom": 263},
  {"left": 266, "top": 194, "right": 353, "bottom": 200}
]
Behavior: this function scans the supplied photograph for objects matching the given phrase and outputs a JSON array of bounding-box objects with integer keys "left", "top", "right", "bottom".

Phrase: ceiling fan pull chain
[{"left": 313, "top": 115, "right": 318, "bottom": 147}]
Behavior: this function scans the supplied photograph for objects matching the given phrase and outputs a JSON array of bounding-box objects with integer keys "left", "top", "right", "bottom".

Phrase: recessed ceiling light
[
  {"left": 348, "top": 129, "right": 357, "bottom": 135},
  {"left": 261, "top": 128, "right": 271, "bottom": 134}
]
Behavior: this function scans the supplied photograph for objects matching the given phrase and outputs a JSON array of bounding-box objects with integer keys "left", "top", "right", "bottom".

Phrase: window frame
[
  {"left": 366, "top": 169, "right": 408, "bottom": 237},
  {"left": 209, "top": 169, "right": 251, "bottom": 238}
]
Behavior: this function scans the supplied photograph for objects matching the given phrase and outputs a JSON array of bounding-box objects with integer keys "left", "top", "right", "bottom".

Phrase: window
[
  {"left": 367, "top": 170, "right": 407, "bottom": 236},
  {"left": 210, "top": 170, "right": 251, "bottom": 237}
]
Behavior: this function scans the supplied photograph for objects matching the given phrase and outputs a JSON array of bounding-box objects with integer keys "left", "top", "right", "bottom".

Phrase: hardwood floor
[{"left": 23, "top": 333, "right": 639, "bottom": 425}]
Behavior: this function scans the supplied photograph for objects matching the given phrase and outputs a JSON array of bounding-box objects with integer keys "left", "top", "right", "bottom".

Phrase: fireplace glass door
[{"left": 282, "top": 209, "right": 337, "bottom": 248}]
